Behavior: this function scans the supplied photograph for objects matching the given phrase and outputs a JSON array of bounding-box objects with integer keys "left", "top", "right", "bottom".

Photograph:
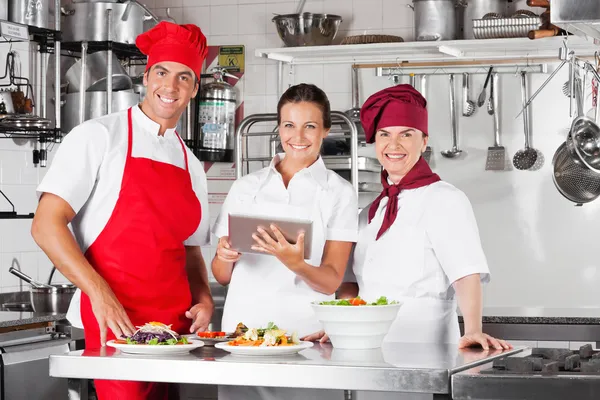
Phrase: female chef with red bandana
[
  {"left": 306, "top": 84, "right": 511, "bottom": 355},
  {"left": 32, "top": 22, "right": 212, "bottom": 400}
]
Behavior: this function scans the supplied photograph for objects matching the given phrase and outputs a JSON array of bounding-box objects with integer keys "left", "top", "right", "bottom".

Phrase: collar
[
  {"left": 264, "top": 153, "right": 329, "bottom": 190},
  {"left": 131, "top": 104, "right": 178, "bottom": 138}
]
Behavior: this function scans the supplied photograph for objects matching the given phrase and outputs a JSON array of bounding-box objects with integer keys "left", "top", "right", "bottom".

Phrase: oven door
[{"left": 1, "top": 337, "right": 71, "bottom": 400}]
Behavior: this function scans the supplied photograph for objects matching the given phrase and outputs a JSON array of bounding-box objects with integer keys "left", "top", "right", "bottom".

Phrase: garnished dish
[
  {"left": 195, "top": 322, "right": 246, "bottom": 345},
  {"left": 318, "top": 296, "right": 398, "bottom": 306},
  {"left": 214, "top": 322, "right": 313, "bottom": 356},
  {"left": 107, "top": 322, "right": 204, "bottom": 355}
]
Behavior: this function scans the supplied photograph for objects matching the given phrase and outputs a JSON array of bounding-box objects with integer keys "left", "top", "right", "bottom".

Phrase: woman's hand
[
  {"left": 301, "top": 330, "right": 330, "bottom": 344},
  {"left": 251, "top": 224, "right": 305, "bottom": 270},
  {"left": 216, "top": 236, "right": 241, "bottom": 263},
  {"left": 458, "top": 332, "right": 513, "bottom": 351}
]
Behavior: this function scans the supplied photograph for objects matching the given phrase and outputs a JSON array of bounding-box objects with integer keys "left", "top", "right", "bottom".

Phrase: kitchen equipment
[
  {"left": 197, "top": 68, "right": 237, "bottom": 162},
  {"left": 567, "top": 115, "right": 600, "bottom": 173},
  {"left": 473, "top": 16, "right": 543, "bottom": 39},
  {"left": 0, "top": 115, "right": 51, "bottom": 129},
  {"left": 513, "top": 71, "right": 538, "bottom": 170},
  {"left": 60, "top": 91, "right": 139, "bottom": 133},
  {"left": 61, "top": 1, "right": 155, "bottom": 44},
  {"left": 340, "top": 34, "right": 404, "bottom": 44},
  {"left": 551, "top": 0, "right": 600, "bottom": 42},
  {"left": 271, "top": 13, "right": 342, "bottom": 47},
  {"left": 131, "top": 75, "right": 146, "bottom": 101},
  {"left": 477, "top": 67, "right": 493, "bottom": 108},
  {"left": 485, "top": 73, "right": 506, "bottom": 171},
  {"left": 487, "top": 76, "right": 494, "bottom": 115},
  {"left": 0, "top": 90, "right": 15, "bottom": 114},
  {"left": 442, "top": 74, "right": 462, "bottom": 158},
  {"left": 64, "top": 51, "right": 132, "bottom": 94},
  {"left": 462, "top": 73, "right": 475, "bottom": 117},
  {"left": 9, "top": 267, "right": 52, "bottom": 289},
  {"left": 408, "top": 0, "right": 457, "bottom": 41},
  {"left": 461, "top": 0, "right": 507, "bottom": 39},
  {"left": 420, "top": 75, "right": 433, "bottom": 164},
  {"left": 553, "top": 140, "right": 600, "bottom": 205},
  {"left": 8, "top": 0, "right": 54, "bottom": 29}
]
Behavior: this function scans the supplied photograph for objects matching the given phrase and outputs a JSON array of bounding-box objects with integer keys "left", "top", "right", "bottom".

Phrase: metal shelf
[
  {"left": 0, "top": 20, "right": 61, "bottom": 45},
  {"left": 256, "top": 36, "right": 600, "bottom": 66},
  {"left": 60, "top": 41, "right": 145, "bottom": 60}
]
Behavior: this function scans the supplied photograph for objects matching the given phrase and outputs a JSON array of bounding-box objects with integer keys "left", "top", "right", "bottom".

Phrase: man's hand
[
  {"left": 185, "top": 302, "right": 214, "bottom": 333},
  {"left": 90, "top": 289, "right": 135, "bottom": 346}
]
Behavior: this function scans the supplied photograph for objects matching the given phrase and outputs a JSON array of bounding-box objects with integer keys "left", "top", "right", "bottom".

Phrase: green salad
[{"left": 318, "top": 296, "right": 398, "bottom": 306}]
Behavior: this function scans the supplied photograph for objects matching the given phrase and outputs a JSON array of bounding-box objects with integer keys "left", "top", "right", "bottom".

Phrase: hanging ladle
[
  {"left": 513, "top": 71, "right": 538, "bottom": 170},
  {"left": 442, "top": 74, "right": 462, "bottom": 158},
  {"left": 9, "top": 267, "right": 53, "bottom": 289}
]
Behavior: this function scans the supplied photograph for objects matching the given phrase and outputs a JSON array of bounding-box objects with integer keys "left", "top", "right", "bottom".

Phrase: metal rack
[{"left": 235, "top": 111, "right": 364, "bottom": 196}]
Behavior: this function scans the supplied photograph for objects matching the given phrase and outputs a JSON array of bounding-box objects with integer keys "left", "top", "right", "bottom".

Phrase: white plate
[
  {"left": 106, "top": 339, "right": 204, "bottom": 355},
  {"left": 215, "top": 340, "right": 313, "bottom": 356}
]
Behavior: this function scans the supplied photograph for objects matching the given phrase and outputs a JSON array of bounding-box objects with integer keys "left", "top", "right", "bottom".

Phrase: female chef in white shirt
[
  {"left": 212, "top": 83, "right": 358, "bottom": 400},
  {"left": 306, "top": 84, "right": 511, "bottom": 352}
]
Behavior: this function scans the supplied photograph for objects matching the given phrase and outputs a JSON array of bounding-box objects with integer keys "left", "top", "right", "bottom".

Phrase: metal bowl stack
[{"left": 272, "top": 13, "right": 342, "bottom": 47}]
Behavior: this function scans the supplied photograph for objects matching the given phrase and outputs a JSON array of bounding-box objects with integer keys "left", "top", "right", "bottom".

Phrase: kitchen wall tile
[
  {"left": 264, "top": 33, "right": 283, "bottom": 49},
  {"left": 20, "top": 154, "right": 39, "bottom": 186},
  {"left": 153, "top": 7, "right": 184, "bottom": 23},
  {"left": 156, "top": 0, "right": 183, "bottom": 8},
  {"left": 243, "top": 94, "right": 267, "bottom": 116},
  {"left": 383, "top": 27, "right": 414, "bottom": 42},
  {"left": 182, "top": 7, "right": 212, "bottom": 35},
  {"left": 20, "top": 252, "right": 39, "bottom": 282},
  {"left": 239, "top": 0, "right": 267, "bottom": 5},
  {"left": 38, "top": 252, "right": 54, "bottom": 282},
  {"left": 383, "top": 0, "right": 412, "bottom": 29},
  {"left": 206, "top": 34, "right": 241, "bottom": 46},
  {"left": 238, "top": 34, "right": 267, "bottom": 65},
  {"left": 0, "top": 219, "right": 37, "bottom": 253},
  {"left": 210, "top": 5, "right": 239, "bottom": 36},
  {"left": 211, "top": 0, "right": 237, "bottom": 5},
  {"left": 327, "top": 92, "right": 352, "bottom": 112},
  {"left": 302, "top": 1, "right": 324, "bottom": 13},
  {"left": 183, "top": 0, "right": 210, "bottom": 7},
  {"left": 323, "top": 0, "right": 352, "bottom": 32},
  {"left": 238, "top": 3, "right": 267, "bottom": 35},
  {"left": 323, "top": 64, "right": 352, "bottom": 94},
  {"left": 244, "top": 64, "right": 267, "bottom": 95},
  {"left": 0, "top": 151, "right": 25, "bottom": 185},
  {"left": 266, "top": 1, "right": 297, "bottom": 20},
  {"left": 291, "top": 64, "right": 324, "bottom": 88},
  {"left": 0, "top": 254, "right": 22, "bottom": 290},
  {"left": 265, "top": 64, "right": 279, "bottom": 95},
  {"left": 0, "top": 184, "right": 38, "bottom": 215},
  {"left": 351, "top": 0, "right": 383, "bottom": 31}
]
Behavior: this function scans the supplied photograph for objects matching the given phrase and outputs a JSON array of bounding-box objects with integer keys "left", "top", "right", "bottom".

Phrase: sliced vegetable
[{"left": 318, "top": 296, "right": 398, "bottom": 306}]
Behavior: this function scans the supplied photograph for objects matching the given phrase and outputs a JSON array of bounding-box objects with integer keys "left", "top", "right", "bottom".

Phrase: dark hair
[{"left": 277, "top": 83, "right": 332, "bottom": 129}]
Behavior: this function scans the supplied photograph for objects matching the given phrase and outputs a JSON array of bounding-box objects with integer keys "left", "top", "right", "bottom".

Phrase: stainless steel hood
[{"left": 551, "top": 0, "right": 600, "bottom": 44}]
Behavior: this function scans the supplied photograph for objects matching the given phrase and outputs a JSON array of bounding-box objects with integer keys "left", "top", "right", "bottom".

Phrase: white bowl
[{"left": 311, "top": 303, "right": 402, "bottom": 349}]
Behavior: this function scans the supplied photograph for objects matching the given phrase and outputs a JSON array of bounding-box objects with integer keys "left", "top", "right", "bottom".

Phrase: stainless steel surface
[
  {"left": 485, "top": 72, "right": 506, "bottom": 171},
  {"left": 473, "top": 16, "right": 542, "bottom": 39},
  {"left": 461, "top": 73, "right": 475, "bottom": 117},
  {"left": 513, "top": 71, "right": 538, "bottom": 170},
  {"left": 324, "top": 156, "right": 381, "bottom": 173},
  {"left": 8, "top": 0, "right": 54, "bottom": 29},
  {"left": 9, "top": 267, "right": 52, "bottom": 289},
  {"left": 107, "top": 9, "right": 113, "bottom": 115},
  {"left": 79, "top": 42, "right": 88, "bottom": 125},
  {"left": 477, "top": 66, "right": 493, "bottom": 108},
  {"left": 61, "top": 91, "right": 140, "bottom": 133},
  {"left": 568, "top": 115, "right": 600, "bottom": 172},
  {"left": 461, "top": 0, "right": 507, "bottom": 39},
  {"left": 64, "top": 51, "right": 131, "bottom": 94},
  {"left": 553, "top": 139, "right": 600, "bottom": 205},
  {"left": 551, "top": 0, "right": 600, "bottom": 43},
  {"left": 61, "top": 1, "right": 152, "bottom": 44},
  {"left": 0, "top": 90, "right": 15, "bottom": 113},
  {"left": 30, "top": 284, "right": 76, "bottom": 314},
  {"left": 452, "top": 347, "right": 600, "bottom": 400},
  {"left": 271, "top": 13, "right": 342, "bottom": 47},
  {"left": 410, "top": 0, "right": 457, "bottom": 41},
  {"left": 50, "top": 342, "right": 523, "bottom": 393},
  {"left": 441, "top": 74, "right": 462, "bottom": 158},
  {"left": 55, "top": 0, "right": 61, "bottom": 135},
  {"left": 0, "top": 115, "right": 52, "bottom": 129}
]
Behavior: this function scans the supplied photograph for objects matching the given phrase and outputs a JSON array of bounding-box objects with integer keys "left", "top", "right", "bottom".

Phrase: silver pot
[
  {"left": 61, "top": 91, "right": 140, "bottom": 133},
  {"left": 61, "top": 1, "right": 154, "bottom": 44},
  {"left": 65, "top": 52, "right": 133, "bottom": 93},
  {"left": 8, "top": 0, "right": 54, "bottom": 29},
  {"left": 409, "top": 0, "right": 457, "bottom": 41},
  {"left": 30, "top": 284, "right": 77, "bottom": 314}
]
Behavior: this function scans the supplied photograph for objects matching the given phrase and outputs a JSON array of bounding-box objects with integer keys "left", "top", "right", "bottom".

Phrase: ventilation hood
[{"left": 551, "top": 0, "right": 600, "bottom": 44}]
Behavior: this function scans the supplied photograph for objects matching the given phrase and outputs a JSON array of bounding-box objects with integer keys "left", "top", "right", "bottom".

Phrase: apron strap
[{"left": 174, "top": 131, "right": 190, "bottom": 173}]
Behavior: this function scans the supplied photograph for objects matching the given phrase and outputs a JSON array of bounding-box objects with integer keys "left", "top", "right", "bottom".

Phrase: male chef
[{"left": 32, "top": 21, "right": 212, "bottom": 399}]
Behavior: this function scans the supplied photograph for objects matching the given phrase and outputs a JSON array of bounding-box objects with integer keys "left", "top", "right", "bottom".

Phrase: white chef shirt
[
  {"left": 347, "top": 180, "right": 490, "bottom": 302},
  {"left": 37, "top": 105, "right": 210, "bottom": 252}
]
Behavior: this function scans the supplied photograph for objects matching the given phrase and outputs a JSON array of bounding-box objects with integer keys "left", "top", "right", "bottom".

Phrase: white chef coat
[
  {"left": 213, "top": 153, "right": 358, "bottom": 400},
  {"left": 36, "top": 105, "right": 211, "bottom": 328}
]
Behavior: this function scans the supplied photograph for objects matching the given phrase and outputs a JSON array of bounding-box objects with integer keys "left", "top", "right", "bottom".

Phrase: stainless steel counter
[{"left": 50, "top": 342, "right": 524, "bottom": 398}]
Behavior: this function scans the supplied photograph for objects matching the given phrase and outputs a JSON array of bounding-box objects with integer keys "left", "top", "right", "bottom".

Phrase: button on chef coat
[
  {"left": 212, "top": 153, "right": 358, "bottom": 338},
  {"left": 346, "top": 181, "right": 490, "bottom": 344},
  {"left": 36, "top": 105, "right": 211, "bottom": 327}
]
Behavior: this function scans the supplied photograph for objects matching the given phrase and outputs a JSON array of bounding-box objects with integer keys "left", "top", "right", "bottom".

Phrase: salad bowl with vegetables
[
  {"left": 311, "top": 296, "right": 402, "bottom": 349},
  {"left": 107, "top": 322, "right": 204, "bottom": 355}
]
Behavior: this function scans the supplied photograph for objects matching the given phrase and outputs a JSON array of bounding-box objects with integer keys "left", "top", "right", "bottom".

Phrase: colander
[{"left": 552, "top": 139, "right": 600, "bottom": 205}]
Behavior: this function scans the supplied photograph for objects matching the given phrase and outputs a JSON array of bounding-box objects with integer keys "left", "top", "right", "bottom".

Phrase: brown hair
[{"left": 277, "top": 83, "right": 332, "bottom": 129}]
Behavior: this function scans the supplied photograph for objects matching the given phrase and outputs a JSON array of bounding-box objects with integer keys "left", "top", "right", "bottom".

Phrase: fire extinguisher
[{"left": 197, "top": 68, "right": 239, "bottom": 162}]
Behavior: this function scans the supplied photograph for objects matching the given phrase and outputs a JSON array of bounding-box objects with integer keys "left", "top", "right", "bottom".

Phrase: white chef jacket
[
  {"left": 36, "top": 105, "right": 211, "bottom": 327},
  {"left": 346, "top": 180, "right": 490, "bottom": 345}
]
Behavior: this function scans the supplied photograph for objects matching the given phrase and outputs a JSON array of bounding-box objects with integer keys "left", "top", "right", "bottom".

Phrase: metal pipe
[
  {"left": 40, "top": 53, "right": 46, "bottom": 118},
  {"left": 493, "top": 72, "right": 500, "bottom": 147},
  {"left": 106, "top": 9, "right": 113, "bottom": 115},
  {"left": 79, "top": 42, "right": 88, "bottom": 125},
  {"left": 351, "top": 66, "right": 359, "bottom": 109},
  {"left": 235, "top": 114, "right": 279, "bottom": 178},
  {"left": 277, "top": 61, "right": 283, "bottom": 99},
  {"left": 54, "top": 0, "right": 61, "bottom": 139},
  {"left": 331, "top": 111, "right": 358, "bottom": 195}
]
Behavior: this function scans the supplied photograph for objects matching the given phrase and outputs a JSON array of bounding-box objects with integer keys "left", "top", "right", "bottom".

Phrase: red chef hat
[
  {"left": 136, "top": 21, "right": 208, "bottom": 78},
  {"left": 360, "top": 84, "right": 428, "bottom": 143}
]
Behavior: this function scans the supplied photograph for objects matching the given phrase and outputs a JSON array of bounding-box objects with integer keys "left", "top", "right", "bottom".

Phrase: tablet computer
[{"left": 228, "top": 213, "right": 313, "bottom": 259}]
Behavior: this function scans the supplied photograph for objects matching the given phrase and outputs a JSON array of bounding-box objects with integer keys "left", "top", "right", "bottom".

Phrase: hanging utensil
[
  {"left": 485, "top": 72, "right": 506, "bottom": 171},
  {"left": 487, "top": 75, "right": 494, "bottom": 115},
  {"left": 552, "top": 140, "right": 600, "bottom": 205},
  {"left": 295, "top": 0, "right": 307, "bottom": 14},
  {"left": 420, "top": 75, "right": 433, "bottom": 164},
  {"left": 462, "top": 73, "right": 475, "bottom": 117},
  {"left": 513, "top": 71, "right": 539, "bottom": 170},
  {"left": 477, "top": 66, "right": 493, "bottom": 108},
  {"left": 441, "top": 74, "right": 462, "bottom": 158}
]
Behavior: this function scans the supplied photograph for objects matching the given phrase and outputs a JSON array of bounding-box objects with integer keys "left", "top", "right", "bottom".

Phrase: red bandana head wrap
[
  {"left": 136, "top": 21, "right": 208, "bottom": 78},
  {"left": 360, "top": 84, "right": 428, "bottom": 143},
  {"left": 363, "top": 85, "right": 440, "bottom": 240}
]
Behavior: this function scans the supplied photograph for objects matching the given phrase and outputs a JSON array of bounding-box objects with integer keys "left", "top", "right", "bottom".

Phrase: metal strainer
[{"left": 552, "top": 140, "right": 600, "bottom": 205}]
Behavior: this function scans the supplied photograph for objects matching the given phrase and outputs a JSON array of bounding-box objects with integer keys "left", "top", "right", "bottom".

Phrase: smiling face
[
  {"left": 278, "top": 101, "right": 329, "bottom": 167},
  {"left": 375, "top": 126, "right": 428, "bottom": 183},
  {"left": 140, "top": 61, "right": 198, "bottom": 132}
]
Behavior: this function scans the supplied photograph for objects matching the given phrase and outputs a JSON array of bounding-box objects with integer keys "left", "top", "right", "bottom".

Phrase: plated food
[
  {"left": 318, "top": 296, "right": 398, "bottom": 306},
  {"left": 107, "top": 322, "right": 204, "bottom": 355}
]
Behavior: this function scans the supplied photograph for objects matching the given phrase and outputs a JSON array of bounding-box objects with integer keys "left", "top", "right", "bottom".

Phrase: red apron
[{"left": 80, "top": 108, "right": 201, "bottom": 400}]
